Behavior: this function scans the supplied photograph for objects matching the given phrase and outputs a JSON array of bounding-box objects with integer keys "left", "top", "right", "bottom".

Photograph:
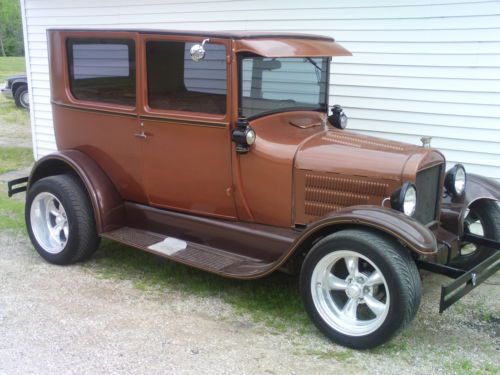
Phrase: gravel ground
[{"left": 0, "top": 225, "right": 499, "bottom": 375}]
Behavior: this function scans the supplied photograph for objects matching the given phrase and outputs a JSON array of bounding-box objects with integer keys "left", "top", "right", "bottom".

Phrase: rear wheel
[
  {"left": 451, "top": 200, "right": 500, "bottom": 270},
  {"left": 26, "top": 174, "right": 100, "bottom": 265},
  {"left": 300, "top": 229, "right": 421, "bottom": 349},
  {"left": 14, "top": 85, "right": 29, "bottom": 109}
]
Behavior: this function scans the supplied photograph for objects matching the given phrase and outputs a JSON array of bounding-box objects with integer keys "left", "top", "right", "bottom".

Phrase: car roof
[{"left": 47, "top": 28, "right": 334, "bottom": 41}]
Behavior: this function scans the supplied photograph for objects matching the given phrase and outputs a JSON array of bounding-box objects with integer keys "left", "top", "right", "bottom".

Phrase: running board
[{"left": 101, "top": 227, "right": 273, "bottom": 278}]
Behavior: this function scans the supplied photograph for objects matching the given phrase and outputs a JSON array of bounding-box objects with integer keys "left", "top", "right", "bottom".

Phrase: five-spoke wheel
[
  {"left": 311, "top": 250, "right": 390, "bottom": 337},
  {"left": 301, "top": 229, "right": 421, "bottom": 349},
  {"left": 26, "top": 174, "right": 100, "bottom": 265},
  {"left": 30, "top": 192, "right": 69, "bottom": 254}
]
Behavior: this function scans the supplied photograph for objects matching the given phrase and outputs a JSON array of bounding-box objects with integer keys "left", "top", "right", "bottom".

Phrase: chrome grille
[{"left": 414, "top": 165, "right": 443, "bottom": 224}]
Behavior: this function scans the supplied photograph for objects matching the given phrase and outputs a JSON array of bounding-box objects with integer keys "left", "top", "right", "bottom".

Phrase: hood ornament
[{"left": 420, "top": 136, "right": 432, "bottom": 148}]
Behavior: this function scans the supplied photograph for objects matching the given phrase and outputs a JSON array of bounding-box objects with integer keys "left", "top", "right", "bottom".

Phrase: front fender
[
  {"left": 28, "top": 150, "right": 124, "bottom": 233},
  {"left": 293, "top": 205, "right": 437, "bottom": 256},
  {"left": 441, "top": 174, "right": 500, "bottom": 236}
]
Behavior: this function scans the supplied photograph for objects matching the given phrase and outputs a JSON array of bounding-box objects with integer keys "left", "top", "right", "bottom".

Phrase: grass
[
  {"left": 0, "top": 56, "right": 30, "bottom": 126},
  {"left": 0, "top": 146, "right": 32, "bottom": 231},
  {"left": 446, "top": 360, "right": 500, "bottom": 375},
  {"left": 93, "top": 239, "right": 310, "bottom": 330},
  {"left": 0, "top": 147, "right": 33, "bottom": 174}
]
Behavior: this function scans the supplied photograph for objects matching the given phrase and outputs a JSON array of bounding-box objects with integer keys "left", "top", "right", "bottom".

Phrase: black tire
[
  {"left": 14, "top": 85, "right": 29, "bottom": 109},
  {"left": 25, "top": 174, "right": 100, "bottom": 265},
  {"left": 300, "top": 229, "right": 421, "bottom": 350},
  {"left": 450, "top": 200, "right": 500, "bottom": 270}
]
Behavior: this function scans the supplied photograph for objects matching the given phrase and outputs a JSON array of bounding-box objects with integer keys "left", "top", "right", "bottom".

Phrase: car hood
[{"left": 295, "top": 127, "right": 443, "bottom": 182}]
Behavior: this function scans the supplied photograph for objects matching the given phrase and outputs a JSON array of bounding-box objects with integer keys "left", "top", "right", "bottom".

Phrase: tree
[{"left": 0, "top": 0, "right": 24, "bottom": 56}]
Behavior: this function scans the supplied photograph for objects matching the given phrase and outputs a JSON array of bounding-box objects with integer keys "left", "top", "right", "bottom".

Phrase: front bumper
[
  {"left": 418, "top": 231, "right": 500, "bottom": 312},
  {"left": 1, "top": 86, "right": 13, "bottom": 99}
]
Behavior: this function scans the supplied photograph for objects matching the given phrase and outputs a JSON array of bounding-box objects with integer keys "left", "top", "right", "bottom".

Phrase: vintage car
[
  {"left": 1, "top": 74, "right": 29, "bottom": 109},
  {"left": 8, "top": 29, "right": 499, "bottom": 349}
]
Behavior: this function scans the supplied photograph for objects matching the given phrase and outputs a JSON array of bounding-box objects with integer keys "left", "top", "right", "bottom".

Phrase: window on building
[
  {"left": 146, "top": 41, "right": 227, "bottom": 115},
  {"left": 67, "top": 38, "right": 136, "bottom": 106}
]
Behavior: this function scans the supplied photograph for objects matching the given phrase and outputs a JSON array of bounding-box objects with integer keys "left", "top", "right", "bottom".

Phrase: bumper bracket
[{"left": 7, "top": 176, "right": 28, "bottom": 197}]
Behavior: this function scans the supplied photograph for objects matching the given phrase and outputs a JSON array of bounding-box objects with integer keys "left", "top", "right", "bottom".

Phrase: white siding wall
[{"left": 21, "top": 0, "right": 500, "bottom": 179}]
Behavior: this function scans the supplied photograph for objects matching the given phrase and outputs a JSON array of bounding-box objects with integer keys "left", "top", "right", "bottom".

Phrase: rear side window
[
  {"left": 67, "top": 38, "right": 136, "bottom": 106},
  {"left": 146, "top": 41, "right": 226, "bottom": 115}
]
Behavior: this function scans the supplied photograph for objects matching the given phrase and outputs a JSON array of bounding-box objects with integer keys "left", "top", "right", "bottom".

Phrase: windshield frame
[{"left": 237, "top": 54, "right": 331, "bottom": 120}]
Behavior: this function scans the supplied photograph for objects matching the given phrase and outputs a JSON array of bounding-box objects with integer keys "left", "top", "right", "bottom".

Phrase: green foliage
[{"left": 0, "top": 0, "right": 24, "bottom": 56}]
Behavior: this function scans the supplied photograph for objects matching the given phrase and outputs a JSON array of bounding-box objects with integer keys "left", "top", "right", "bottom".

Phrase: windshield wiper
[
  {"left": 305, "top": 57, "right": 324, "bottom": 82},
  {"left": 305, "top": 57, "right": 324, "bottom": 72}
]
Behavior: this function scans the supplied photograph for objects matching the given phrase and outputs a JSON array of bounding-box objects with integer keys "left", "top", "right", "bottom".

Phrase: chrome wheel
[
  {"left": 20, "top": 91, "right": 29, "bottom": 108},
  {"left": 30, "top": 192, "right": 69, "bottom": 254},
  {"left": 310, "top": 250, "right": 390, "bottom": 336}
]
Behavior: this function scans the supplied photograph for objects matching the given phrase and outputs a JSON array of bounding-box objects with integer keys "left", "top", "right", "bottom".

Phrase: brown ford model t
[{"left": 8, "top": 29, "right": 499, "bottom": 349}]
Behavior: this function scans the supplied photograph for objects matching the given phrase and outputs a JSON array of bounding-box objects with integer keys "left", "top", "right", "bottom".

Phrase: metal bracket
[
  {"left": 462, "top": 233, "right": 500, "bottom": 250},
  {"left": 7, "top": 176, "right": 29, "bottom": 197},
  {"left": 417, "top": 232, "right": 499, "bottom": 313},
  {"left": 438, "top": 251, "right": 499, "bottom": 313}
]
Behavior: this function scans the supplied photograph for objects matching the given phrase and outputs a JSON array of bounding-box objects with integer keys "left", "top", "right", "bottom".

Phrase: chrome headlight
[
  {"left": 445, "top": 164, "right": 466, "bottom": 197},
  {"left": 390, "top": 182, "right": 417, "bottom": 217}
]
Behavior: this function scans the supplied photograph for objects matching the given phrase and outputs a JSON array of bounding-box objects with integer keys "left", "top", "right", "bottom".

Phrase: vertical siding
[{"left": 21, "top": 0, "right": 500, "bottom": 179}]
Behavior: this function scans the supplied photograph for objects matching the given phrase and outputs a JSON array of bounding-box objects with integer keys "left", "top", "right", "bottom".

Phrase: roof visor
[{"left": 234, "top": 38, "right": 352, "bottom": 58}]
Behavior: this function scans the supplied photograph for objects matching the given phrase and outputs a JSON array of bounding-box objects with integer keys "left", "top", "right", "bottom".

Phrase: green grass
[
  {"left": 0, "top": 56, "right": 26, "bottom": 81},
  {"left": 93, "top": 239, "right": 310, "bottom": 330},
  {"left": 0, "top": 147, "right": 33, "bottom": 175},
  {"left": 0, "top": 56, "right": 30, "bottom": 126},
  {"left": 0, "top": 188, "right": 25, "bottom": 231},
  {"left": 0, "top": 146, "right": 32, "bottom": 231},
  {"left": 446, "top": 360, "right": 500, "bottom": 375}
]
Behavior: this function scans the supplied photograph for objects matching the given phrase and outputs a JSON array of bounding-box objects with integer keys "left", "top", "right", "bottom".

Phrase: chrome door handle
[{"left": 135, "top": 121, "right": 147, "bottom": 139}]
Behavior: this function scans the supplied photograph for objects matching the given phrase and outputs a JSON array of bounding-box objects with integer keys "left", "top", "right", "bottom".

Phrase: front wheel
[
  {"left": 300, "top": 229, "right": 421, "bottom": 349},
  {"left": 451, "top": 200, "right": 500, "bottom": 270}
]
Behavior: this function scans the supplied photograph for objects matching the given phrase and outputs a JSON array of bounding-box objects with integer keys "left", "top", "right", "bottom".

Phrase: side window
[
  {"left": 67, "top": 38, "right": 136, "bottom": 106},
  {"left": 146, "top": 41, "right": 227, "bottom": 115}
]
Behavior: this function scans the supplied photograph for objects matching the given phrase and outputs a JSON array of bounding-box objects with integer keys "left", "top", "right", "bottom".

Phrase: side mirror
[
  {"left": 190, "top": 38, "right": 210, "bottom": 62},
  {"left": 328, "top": 105, "right": 348, "bottom": 129}
]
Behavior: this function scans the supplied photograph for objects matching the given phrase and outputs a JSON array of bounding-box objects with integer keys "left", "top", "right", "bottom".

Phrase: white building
[{"left": 20, "top": 0, "right": 500, "bottom": 180}]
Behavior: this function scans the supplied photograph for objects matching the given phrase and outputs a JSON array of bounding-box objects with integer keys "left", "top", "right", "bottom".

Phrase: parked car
[
  {"left": 8, "top": 29, "right": 499, "bottom": 349},
  {"left": 1, "top": 74, "right": 29, "bottom": 109}
]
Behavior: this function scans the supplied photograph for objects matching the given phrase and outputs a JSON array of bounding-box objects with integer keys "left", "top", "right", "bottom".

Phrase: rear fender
[
  {"left": 440, "top": 174, "right": 500, "bottom": 236},
  {"left": 28, "top": 150, "right": 124, "bottom": 233}
]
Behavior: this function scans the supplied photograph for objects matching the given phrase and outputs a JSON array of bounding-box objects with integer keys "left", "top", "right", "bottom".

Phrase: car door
[{"left": 138, "top": 34, "right": 236, "bottom": 219}]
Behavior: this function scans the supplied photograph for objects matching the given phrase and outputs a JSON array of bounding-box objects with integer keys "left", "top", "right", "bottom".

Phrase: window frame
[
  {"left": 64, "top": 35, "right": 138, "bottom": 112},
  {"left": 139, "top": 34, "right": 231, "bottom": 124}
]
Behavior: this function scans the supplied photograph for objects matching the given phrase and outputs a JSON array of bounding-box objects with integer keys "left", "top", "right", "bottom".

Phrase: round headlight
[
  {"left": 245, "top": 128, "right": 256, "bottom": 145},
  {"left": 390, "top": 182, "right": 417, "bottom": 217},
  {"left": 328, "top": 105, "right": 348, "bottom": 130},
  {"left": 445, "top": 164, "right": 466, "bottom": 197}
]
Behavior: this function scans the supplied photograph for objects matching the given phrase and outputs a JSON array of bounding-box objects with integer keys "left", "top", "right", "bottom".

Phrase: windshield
[{"left": 239, "top": 56, "right": 329, "bottom": 119}]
